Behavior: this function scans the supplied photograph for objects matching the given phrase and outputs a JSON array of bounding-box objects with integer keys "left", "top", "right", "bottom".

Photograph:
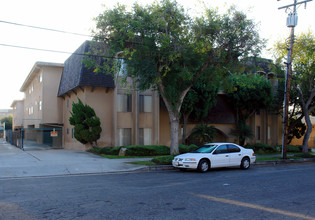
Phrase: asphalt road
[{"left": 1, "top": 163, "right": 315, "bottom": 220}]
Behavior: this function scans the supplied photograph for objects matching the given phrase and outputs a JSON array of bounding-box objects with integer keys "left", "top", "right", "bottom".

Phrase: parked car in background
[{"left": 172, "top": 143, "right": 256, "bottom": 172}]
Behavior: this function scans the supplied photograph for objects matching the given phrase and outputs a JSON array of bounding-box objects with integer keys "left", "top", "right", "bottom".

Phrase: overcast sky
[{"left": 0, "top": 0, "right": 314, "bottom": 109}]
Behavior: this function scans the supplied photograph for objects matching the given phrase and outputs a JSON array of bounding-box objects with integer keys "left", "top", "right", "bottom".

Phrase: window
[
  {"left": 39, "top": 101, "right": 42, "bottom": 111},
  {"left": 268, "top": 126, "right": 271, "bottom": 140},
  {"left": 228, "top": 145, "right": 241, "bottom": 153},
  {"left": 117, "top": 128, "right": 131, "bottom": 146},
  {"left": 139, "top": 128, "right": 152, "bottom": 145},
  {"left": 39, "top": 72, "right": 42, "bottom": 82},
  {"left": 71, "top": 128, "right": 74, "bottom": 139},
  {"left": 214, "top": 145, "right": 229, "bottom": 154},
  {"left": 67, "top": 99, "right": 69, "bottom": 109},
  {"left": 256, "top": 126, "right": 261, "bottom": 140},
  {"left": 67, "top": 128, "right": 69, "bottom": 135},
  {"left": 139, "top": 95, "right": 152, "bottom": 113},
  {"left": 117, "top": 94, "right": 132, "bottom": 112},
  {"left": 28, "top": 106, "right": 33, "bottom": 115}
]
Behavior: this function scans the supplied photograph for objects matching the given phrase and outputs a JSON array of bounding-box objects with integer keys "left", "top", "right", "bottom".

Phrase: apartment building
[
  {"left": 11, "top": 41, "right": 291, "bottom": 150},
  {"left": 57, "top": 41, "right": 159, "bottom": 150},
  {"left": 19, "top": 62, "right": 64, "bottom": 128},
  {"left": 10, "top": 100, "right": 24, "bottom": 129}
]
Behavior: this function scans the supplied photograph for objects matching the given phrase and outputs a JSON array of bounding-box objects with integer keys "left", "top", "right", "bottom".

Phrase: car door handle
[
  {"left": 225, "top": 155, "right": 229, "bottom": 157},
  {"left": 238, "top": 154, "right": 241, "bottom": 156}
]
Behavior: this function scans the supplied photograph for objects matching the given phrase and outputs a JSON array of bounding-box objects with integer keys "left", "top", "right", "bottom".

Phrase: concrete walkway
[{"left": 0, "top": 139, "right": 150, "bottom": 178}]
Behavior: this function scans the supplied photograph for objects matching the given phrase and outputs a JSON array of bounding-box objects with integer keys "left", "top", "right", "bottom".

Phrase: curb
[{"left": 140, "top": 158, "right": 315, "bottom": 171}]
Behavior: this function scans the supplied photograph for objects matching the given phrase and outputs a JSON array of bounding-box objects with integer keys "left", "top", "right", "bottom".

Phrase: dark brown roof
[{"left": 58, "top": 41, "right": 115, "bottom": 97}]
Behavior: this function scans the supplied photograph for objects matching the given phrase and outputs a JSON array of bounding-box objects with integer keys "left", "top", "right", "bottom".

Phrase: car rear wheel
[
  {"left": 198, "top": 159, "right": 210, "bottom": 172},
  {"left": 240, "top": 157, "right": 250, "bottom": 169}
]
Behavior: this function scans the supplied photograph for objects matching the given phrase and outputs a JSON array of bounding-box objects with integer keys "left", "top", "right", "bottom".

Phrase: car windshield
[{"left": 192, "top": 145, "right": 217, "bottom": 153}]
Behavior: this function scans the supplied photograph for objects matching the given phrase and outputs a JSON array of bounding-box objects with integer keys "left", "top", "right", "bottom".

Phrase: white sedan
[{"left": 172, "top": 143, "right": 256, "bottom": 172}]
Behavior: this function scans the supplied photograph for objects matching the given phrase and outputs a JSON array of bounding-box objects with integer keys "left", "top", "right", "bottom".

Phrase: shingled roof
[{"left": 58, "top": 41, "right": 115, "bottom": 97}]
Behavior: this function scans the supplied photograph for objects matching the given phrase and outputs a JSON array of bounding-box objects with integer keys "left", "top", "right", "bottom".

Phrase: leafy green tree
[
  {"left": 227, "top": 74, "right": 273, "bottom": 121},
  {"left": 69, "top": 99, "right": 102, "bottom": 148},
  {"left": 90, "top": 0, "right": 264, "bottom": 154},
  {"left": 180, "top": 77, "right": 219, "bottom": 144},
  {"left": 226, "top": 74, "right": 273, "bottom": 145},
  {"left": 1, "top": 115, "right": 12, "bottom": 130},
  {"left": 274, "top": 31, "right": 314, "bottom": 153}
]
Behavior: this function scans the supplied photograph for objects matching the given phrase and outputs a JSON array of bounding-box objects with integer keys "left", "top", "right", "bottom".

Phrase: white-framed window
[
  {"left": 139, "top": 128, "right": 152, "bottom": 145},
  {"left": 117, "top": 128, "right": 131, "bottom": 146},
  {"left": 39, "top": 101, "right": 42, "bottom": 111},
  {"left": 139, "top": 95, "right": 152, "bottom": 113},
  {"left": 117, "top": 94, "right": 132, "bottom": 112}
]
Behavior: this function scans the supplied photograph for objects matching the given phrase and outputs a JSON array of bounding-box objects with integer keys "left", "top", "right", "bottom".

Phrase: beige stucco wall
[
  {"left": 63, "top": 87, "right": 115, "bottom": 150},
  {"left": 21, "top": 63, "right": 63, "bottom": 128},
  {"left": 291, "top": 124, "right": 315, "bottom": 148},
  {"left": 41, "top": 66, "right": 63, "bottom": 124},
  {"left": 11, "top": 100, "right": 24, "bottom": 129}
]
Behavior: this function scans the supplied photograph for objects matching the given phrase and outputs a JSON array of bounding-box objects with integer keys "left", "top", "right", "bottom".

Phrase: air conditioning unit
[{"left": 286, "top": 12, "right": 298, "bottom": 27}]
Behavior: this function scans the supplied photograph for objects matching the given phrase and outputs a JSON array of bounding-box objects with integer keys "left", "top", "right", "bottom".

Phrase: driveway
[{"left": 0, "top": 139, "right": 150, "bottom": 178}]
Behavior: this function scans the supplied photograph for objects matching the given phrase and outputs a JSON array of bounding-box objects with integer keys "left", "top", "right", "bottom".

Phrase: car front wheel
[
  {"left": 198, "top": 159, "right": 210, "bottom": 172},
  {"left": 240, "top": 157, "right": 250, "bottom": 169}
]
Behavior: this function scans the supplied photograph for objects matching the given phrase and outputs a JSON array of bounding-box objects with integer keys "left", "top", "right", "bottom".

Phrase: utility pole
[{"left": 278, "top": 0, "right": 312, "bottom": 159}]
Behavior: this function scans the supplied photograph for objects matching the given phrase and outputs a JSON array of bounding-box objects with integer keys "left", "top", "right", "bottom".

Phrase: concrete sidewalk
[{"left": 0, "top": 139, "right": 150, "bottom": 178}]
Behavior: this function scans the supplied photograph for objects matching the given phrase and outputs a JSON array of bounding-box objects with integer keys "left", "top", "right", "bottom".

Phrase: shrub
[
  {"left": 287, "top": 145, "right": 302, "bottom": 152},
  {"left": 245, "top": 143, "right": 278, "bottom": 153},
  {"left": 88, "top": 146, "right": 121, "bottom": 155},
  {"left": 179, "top": 144, "right": 198, "bottom": 153},
  {"left": 125, "top": 145, "right": 170, "bottom": 156},
  {"left": 152, "top": 155, "right": 174, "bottom": 165}
]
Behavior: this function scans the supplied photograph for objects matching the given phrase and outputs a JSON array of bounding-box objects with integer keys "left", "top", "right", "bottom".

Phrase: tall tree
[
  {"left": 69, "top": 99, "right": 102, "bottom": 148},
  {"left": 91, "top": 0, "right": 264, "bottom": 154},
  {"left": 226, "top": 74, "right": 273, "bottom": 145},
  {"left": 180, "top": 76, "right": 219, "bottom": 144},
  {"left": 274, "top": 31, "right": 314, "bottom": 153}
]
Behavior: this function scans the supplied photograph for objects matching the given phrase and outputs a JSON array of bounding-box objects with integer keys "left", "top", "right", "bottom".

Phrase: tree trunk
[
  {"left": 302, "top": 114, "right": 312, "bottom": 154},
  {"left": 157, "top": 82, "right": 192, "bottom": 155},
  {"left": 170, "top": 114, "right": 180, "bottom": 155},
  {"left": 297, "top": 87, "right": 315, "bottom": 154},
  {"left": 182, "top": 114, "right": 189, "bottom": 145}
]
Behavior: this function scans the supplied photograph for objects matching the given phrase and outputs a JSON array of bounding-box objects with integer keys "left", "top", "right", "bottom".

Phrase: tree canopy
[
  {"left": 274, "top": 31, "right": 314, "bottom": 153},
  {"left": 1, "top": 115, "right": 12, "bottom": 130},
  {"left": 91, "top": 0, "right": 264, "bottom": 154}
]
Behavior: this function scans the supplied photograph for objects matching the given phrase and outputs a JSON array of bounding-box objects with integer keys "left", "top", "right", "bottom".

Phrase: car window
[
  {"left": 228, "top": 145, "right": 241, "bottom": 153},
  {"left": 214, "top": 145, "right": 229, "bottom": 154},
  {"left": 193, "top": 145, "right": 217, "bottom": 153}
]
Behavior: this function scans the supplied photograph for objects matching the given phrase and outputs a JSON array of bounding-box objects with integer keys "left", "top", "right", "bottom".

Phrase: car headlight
[{"left": 185, "top": 158, "right": 196, "bottom": 161}]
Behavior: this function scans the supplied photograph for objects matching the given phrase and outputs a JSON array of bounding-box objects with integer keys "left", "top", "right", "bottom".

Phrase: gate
[{"left": 6, "top": 128, "right": 63, "bottom": 150}]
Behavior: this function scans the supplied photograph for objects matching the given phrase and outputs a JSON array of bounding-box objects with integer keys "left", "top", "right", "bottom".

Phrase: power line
[
  {"left": 0, "top": 43, "right": 119, "bottom": 59},
  {"left": 0, "top": 20, "right": 92, "bottom": 37}
]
